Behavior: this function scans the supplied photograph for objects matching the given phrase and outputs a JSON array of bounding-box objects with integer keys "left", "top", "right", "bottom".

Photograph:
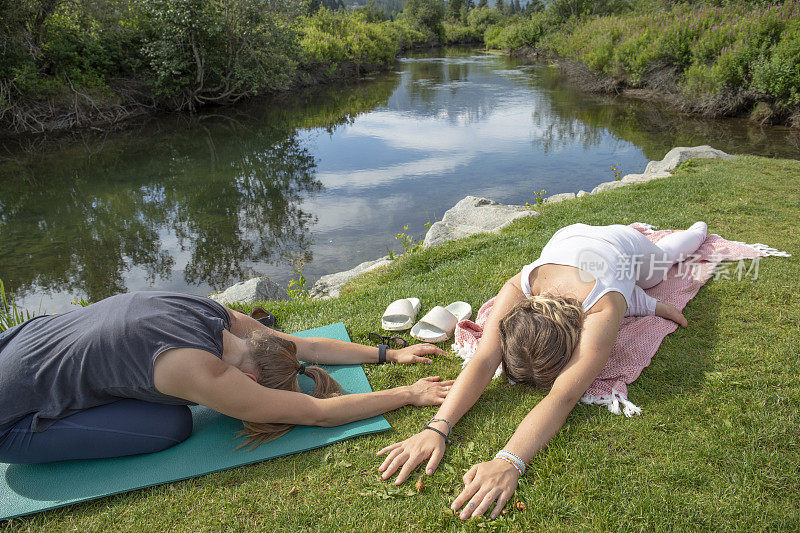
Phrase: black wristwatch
[{"left": 377, "top": 344, "right": 388, "bottom": 364}]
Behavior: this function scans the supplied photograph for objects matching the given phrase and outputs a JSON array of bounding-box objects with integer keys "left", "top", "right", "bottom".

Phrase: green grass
[{"left": 3, "top": 155, "right": 800, "bottom": 531}]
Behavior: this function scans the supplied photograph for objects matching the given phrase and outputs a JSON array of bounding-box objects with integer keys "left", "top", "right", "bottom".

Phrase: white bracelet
[
  {"left": 494, "top": 455, "right": 523, "bottom": 476},
  {"left": 495, "top": 450, "right": 527, "bottom": 476}
]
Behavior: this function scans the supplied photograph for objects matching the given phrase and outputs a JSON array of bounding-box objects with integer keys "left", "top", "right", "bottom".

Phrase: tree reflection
[
  {"left": 527, "top": 64, "right": 800, "bottom": 160},
  {"left": 0, "top": 75, "right": 396, "bottom": 303}
]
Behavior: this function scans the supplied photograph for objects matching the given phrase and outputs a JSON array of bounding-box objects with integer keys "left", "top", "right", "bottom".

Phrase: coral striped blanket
[{"left": 452, "top": 223, "right": 790, "bottom": 416}]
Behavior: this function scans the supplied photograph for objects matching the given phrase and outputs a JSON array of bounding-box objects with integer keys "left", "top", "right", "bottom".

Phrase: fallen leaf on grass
[
  {"left": 515, "top": 501, "right": 526, "bottom": 511},
  {"left": 415, "top": 475, "right": 424, "bottom": 492}
]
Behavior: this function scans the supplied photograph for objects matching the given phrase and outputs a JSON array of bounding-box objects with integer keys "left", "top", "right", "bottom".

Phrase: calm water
[{"left": 1, "top": 48, "right": 798, "bottom": 313}]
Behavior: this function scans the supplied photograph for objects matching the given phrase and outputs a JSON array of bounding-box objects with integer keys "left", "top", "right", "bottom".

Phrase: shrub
[
  {"left": 401, "top": 0, "right": 446, "bottom": 41},
  {"left": 484, "top": 13, "right": 549, "bottom": 50},
  {"left": 466, "top": 6, "right": 502, "bottom": 35},
  {"left": 137, "top": 0, "right": 301, "bottom": 108}
]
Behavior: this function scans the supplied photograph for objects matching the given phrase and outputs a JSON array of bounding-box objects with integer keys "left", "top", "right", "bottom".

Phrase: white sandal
[
  {"left": 410, "top": 302, "right": 472, "bottom": 342},
  {"left": 381, "top": 298, "right": 421, "bottom": 331}
]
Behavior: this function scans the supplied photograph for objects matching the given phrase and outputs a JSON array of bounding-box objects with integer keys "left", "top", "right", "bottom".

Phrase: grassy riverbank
[
  {"left": 0, "top": 4, "right": 427, "bottom": 135},
  {"left": 4, "top": 154, "right": 799, "bottom": 531},
  {"left": 486, "top": 2, "right": 800, "bottom": 127}
]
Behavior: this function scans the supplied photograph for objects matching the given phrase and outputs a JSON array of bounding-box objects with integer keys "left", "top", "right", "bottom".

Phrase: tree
[
  {"left": 524, "top": 0, "right": 544, "bottom": 14},
  {"left": 356, "top": 0, "right": 387, "bottom": 21},
  {"left": 403, "top": 0, "right": 445, "bottom": 40},
  {"left": 447, "top": 0, "right": 463, "bottom": 21},
  {"left": 476, "top": 0, "right": 488, "bottom": 8},
  {"left": 460, "top": 0, "right": 474, "bottom": 20},
  {"left": 495, "top": 0, "right": 505, "bottom": 14}
]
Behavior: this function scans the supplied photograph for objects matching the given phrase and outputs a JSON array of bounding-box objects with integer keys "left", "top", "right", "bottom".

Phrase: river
[{"left": 1, "top": 47, "right": 798, "bottom": 313}]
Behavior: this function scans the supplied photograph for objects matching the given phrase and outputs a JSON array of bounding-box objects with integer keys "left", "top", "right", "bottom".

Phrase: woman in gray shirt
[{"left": 0, "top": 291, "right": 449, "bottom": 463}]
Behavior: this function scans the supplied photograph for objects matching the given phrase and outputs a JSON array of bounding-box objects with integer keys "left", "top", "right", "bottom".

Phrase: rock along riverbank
[{"left": 209, "top": 146, "right": 735, "bottom": 306}]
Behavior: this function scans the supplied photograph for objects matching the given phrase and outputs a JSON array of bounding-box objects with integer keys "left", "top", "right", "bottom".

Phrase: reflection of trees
[
  {"left": 527, "top": 64, "right": 800, "bottom": 160},
  {"left": 168, "top": 132, "right": 320, "bottom": 288},
  {"left": 0, "top": 170, "right": 173, "bottom": 302},
  {"left": 0, "top": 74, "right": 397, "bottom": 302},
  {"left": 398, "top": 54, "right": 499, "bottom": 124}
]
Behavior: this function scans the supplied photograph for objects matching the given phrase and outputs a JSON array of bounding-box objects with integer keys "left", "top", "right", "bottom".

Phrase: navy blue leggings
[{"left": 0, "top": 399, "right": 192, "bottom": 464}]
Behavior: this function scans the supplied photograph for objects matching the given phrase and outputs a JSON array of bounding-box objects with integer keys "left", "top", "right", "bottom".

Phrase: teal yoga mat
[{"left": 1, "top": 322, "right": 391, "bottom": 520}]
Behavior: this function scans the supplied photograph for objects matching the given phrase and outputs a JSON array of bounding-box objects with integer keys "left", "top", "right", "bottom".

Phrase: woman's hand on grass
[
  {"left": 452, "top": 459, "right": 520, "bottom": 520},
  {"left": 377, "top": 427, "right": 447, "bottom": 484},
  {"left": 389, "top": 343, "right": 446, "bottom": 364},
  {"left": 655, "top": 301, "right": 688, "bottom": 327},
  {"left": 406, "top": 376, "right": 454, "bottom": 407}
]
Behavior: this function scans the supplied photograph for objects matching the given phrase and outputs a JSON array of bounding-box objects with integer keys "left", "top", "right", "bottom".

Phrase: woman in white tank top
[{"left": 377, "top": 221, "right": 708, "bottom": 519}]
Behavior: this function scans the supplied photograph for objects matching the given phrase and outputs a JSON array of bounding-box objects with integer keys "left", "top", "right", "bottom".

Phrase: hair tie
[{"left": 297, "top": 364, "right": 307, "bottom": 375}]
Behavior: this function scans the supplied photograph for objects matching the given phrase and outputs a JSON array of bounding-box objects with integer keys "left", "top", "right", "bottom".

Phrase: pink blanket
[{"left": 452, "top": 223, "right": 789, "bottom": 416}]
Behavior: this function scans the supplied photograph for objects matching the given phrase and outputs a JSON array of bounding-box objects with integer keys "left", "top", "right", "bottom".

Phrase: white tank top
[{"left": 519, "top": 224, "right": 655, "bottom": 315}]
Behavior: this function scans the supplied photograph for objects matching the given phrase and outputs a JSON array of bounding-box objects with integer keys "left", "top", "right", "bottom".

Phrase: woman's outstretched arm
[
  {"left": 450, "top": 294, "right": 626, "bottom": 520},
  {"left": 154, "top": 347, "right": 453, "bottom": 427},
  {"left": 226, "top": 307, "right": 445, "bottom": 365},
  {"left": 376, "top": 274, "right": 527, "bottom": 485}
]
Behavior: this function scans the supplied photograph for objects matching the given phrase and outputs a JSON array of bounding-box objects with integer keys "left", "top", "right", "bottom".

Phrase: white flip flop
[
  {"left": 410, "top": 301, "right": 472, "bottom": 342},
  {"left": 381, "top": 298, "right": 421, "bottom": 331}
]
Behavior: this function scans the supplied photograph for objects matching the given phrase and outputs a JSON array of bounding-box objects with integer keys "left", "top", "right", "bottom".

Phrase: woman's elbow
[
  {"left": 548, "top": 385, "right": 583, "bottom": 409},
  {"left": 306, "top": 399, "right": 339, "bottom": 427}
]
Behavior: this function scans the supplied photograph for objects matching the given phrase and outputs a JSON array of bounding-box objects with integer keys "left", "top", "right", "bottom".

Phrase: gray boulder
[
  {"left": 645, "top": 145, "right": 735, "bottom": 174},
  {"left": 310, "top": 256, "right": 391, "bottom": 300},
  {"left": 576, "top": 190, "right": 589, "bottom": 197},
  {"left": 422, "top": 196, "right": 538, "bottom": 248},
  {"left": 209, "top": 276, "right": 289, "bottom": 305},
  {"left": 620, "top": 171, "right": 672, "bottom": 184},
  {"left": 544, "top": 192, "right": 576, "bottom": 204},
  {"left": 591, "top": 180, "right": 626, "bottom": 194}
]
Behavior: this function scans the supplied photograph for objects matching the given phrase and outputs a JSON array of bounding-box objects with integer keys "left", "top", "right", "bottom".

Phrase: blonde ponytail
[{"left": 236, "top": 331, "right": 342, "bottom": 449}]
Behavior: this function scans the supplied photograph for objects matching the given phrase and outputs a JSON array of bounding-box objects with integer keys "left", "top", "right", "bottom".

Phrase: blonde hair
[
  {"left": 237, "top": 331, "right": 342, "bottom": 448},
  {"left": 499, "top": 294, "right": 584, "bottom": 389}
]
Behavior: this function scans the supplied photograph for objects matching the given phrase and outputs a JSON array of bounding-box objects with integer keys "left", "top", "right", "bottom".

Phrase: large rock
[
  {"left": 209, "top": 276, "right": 289, "bottom": 305},
  {"left": 544, "top": 192, "right": 576, "bottom": 204},
  {"left": 620, "top": 171, "right": 672, "bottom": 184},
  {"left": 591, "top": 170, "right": 673, "bottom": 194},
  {"left": 422, "top": 196, "right": 538, "bottom": 248},
  {"left": 310, "top": 256, "right": 391, "bottom": 300},
  {"left": 591, "top": 180, "right": 626, "bottom": 194},
  {"left": 645, "top": 145, "right": 735, "bottom": 174}
]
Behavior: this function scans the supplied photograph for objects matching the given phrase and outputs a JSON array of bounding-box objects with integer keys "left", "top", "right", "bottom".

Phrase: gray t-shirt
[{"left": 0, "top": 291, "right": 231, "bottom": 431}]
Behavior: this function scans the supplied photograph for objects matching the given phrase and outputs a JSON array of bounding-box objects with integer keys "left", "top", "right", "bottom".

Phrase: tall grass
[
  {"left": 484, "top": 1, "right": 800, "bottom": 118},
  {"left": 0, "top": 280, "right": 35, "bottom": 333}
]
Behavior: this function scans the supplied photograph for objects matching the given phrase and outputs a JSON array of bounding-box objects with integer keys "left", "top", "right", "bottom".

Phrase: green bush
[
  {"left": 300, "top": 10, "right": 424, "bottom": 71},
  {"left": 484, "top": 13, "right": 549, "bottom": 50},
  {"left": 401, "top": 0, "right": 446, "bottom": 41},
  {"left": 751, "top": 18, "right": 800, "bottom": 104},
  {"left": 542, "top": 0, "right": 800, "bottom": 111},
  {"left": 466, "top": 6, "right": 502, "bottom": 35},
  {"left": 138, "top": 0, "right": 300, "bottom": 107},
  {"left": 443, "top": 21, "right": 482, "bottom": 44}
]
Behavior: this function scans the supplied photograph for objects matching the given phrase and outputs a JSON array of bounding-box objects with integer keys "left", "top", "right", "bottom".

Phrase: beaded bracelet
[
  {"left": 494, "top": 455, "right": 524, "bottom": 476},
  {"left": 494, "top": 450, "right": 527, "bottom": 476}
]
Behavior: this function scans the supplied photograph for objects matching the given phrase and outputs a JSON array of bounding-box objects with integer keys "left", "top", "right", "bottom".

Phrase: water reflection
[
  {"left": 0, "top": 49, "right": 797, "bottom": 313},
  {"left": 0, "top": 79, "right": 396, "bottom": 309}
]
